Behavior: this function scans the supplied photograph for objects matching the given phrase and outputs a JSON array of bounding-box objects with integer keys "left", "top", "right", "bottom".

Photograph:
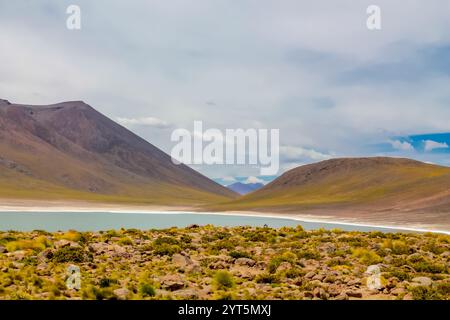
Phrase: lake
[{"left": 0, "top": 211, "right": 417, "bottom": 233}]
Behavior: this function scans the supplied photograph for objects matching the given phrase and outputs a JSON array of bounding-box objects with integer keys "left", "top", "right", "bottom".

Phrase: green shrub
[
  {"left": 139, "top": 283, "right": 156, "bottom": 297},
  {"left": 53, "top": 246, "right": 90, "bottom": 263},
  {"left": 154, "top": 236, "right": 180, "bottom": 246},
  {"left": 411, "top": 261, "right": 446, "bottom": 274},
  {"left": 6, "top": 239, "right": 46, "bottom": 252},
  {"left": 352, "top": 248, "right": 382, "bottom": 265},
  {"left": 386, "top": 270, "right": 412, "bottom": 281},
  {"left": 212, "top": 240, "right": 235, "bottom": 251},
  {"left": 213, "top": 271, "right": 235, "bottom": 290},
  {"left": 118, "top": 237, "right": 133, "bottom": 246},
  {"left": 153, "top": 243, "right": 181, "bottom": 256},
  {"left": 410, "top": 282, "right": 450, "bottom": 300},
  {"left": 295, "top": 249, "right": 320, "bottom": 260},
  {"left": 382, "top": 239, "right": 410, "bottom": 254},
  {"left": 229, "top": 251, "right": 252, "bottom": 259},
  {"left": 99, "top": 278, "right": 118, "bottom": 288},
  {"left": 422, "top": 240, "right": 446, "bottom": 255},
  {"left": 267, "top": 253, "right": 296, "bottom": 273},
  {"left": 255, "top": 273, "right": 279, "bottom": 284}
]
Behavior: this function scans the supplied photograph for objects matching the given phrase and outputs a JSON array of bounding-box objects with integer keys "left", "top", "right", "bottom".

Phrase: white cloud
[
  {"left": 423, "top": 140, "right": 449, "bottom": 151},
  {"left": 389, "top": 139, "right": 414, "bottom": 151},
  {"left": 244, "top": 176, "right": 265, "bottom": 184},
  {"left": 1, "top": 1, "right": 450, "bottom": 178},
  {"left": 117, "top": 117, "right": 169, "bottom": 128},
  {"left": 222, "top": 176, "right": 236, "bottom": 183},
  {"left": 280, "top": 146, "right": 332, "bottom": 162}
]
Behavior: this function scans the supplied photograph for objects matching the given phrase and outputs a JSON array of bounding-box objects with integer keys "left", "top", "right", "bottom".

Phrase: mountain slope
[
  {"left": 227, "top": 182, "right": 264, "bottom": 195},
  {"left": 212, "top": 157, "right": 450, "bottom": 225},
  {"left": 0, "top": 99, "right": 237, "bottom": 205}
]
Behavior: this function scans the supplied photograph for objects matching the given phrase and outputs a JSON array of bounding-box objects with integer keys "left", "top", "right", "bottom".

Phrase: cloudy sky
[{"left": 1, "top": 1, "right": 450, "bottom": 185}]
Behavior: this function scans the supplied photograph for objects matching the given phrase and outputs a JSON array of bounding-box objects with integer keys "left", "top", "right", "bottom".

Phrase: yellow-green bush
[{"left": 352, "top": 248, "right": 382, "bottom": 265}]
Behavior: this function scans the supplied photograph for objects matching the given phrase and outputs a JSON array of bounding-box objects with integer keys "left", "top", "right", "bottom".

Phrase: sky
[{"left": 1, "top": 0, "right": 450, "bottom": 185}]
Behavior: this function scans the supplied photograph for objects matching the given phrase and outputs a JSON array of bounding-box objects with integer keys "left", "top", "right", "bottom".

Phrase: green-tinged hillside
[{"left": 210, "top": 158, "right": 450, "bottom": 225}]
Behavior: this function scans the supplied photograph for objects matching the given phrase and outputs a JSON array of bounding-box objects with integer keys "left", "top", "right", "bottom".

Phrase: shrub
[
  {"left": 180, "top": 234, "right": 192, "bottom": 244},
  {"left": 386, "top": 269, "right": 412, "bottom": 281},
  {"left": 284, "top": 268, "right": 303, "bottom": 279},
  {"left": 409, "top": 282, "right": 450, "bottom": 300},
  {"left": 422, "top": 240, "right": 446, "bottom": 255},
  {"left": 118, "top": 237, "right": 133, "bottom": 246},
  {"left": 382, "top": 239, "right": 410, "bottom": 255},
  {"left": 295, "top": 249, "right": 320, "bottom": 260},
  {"left": 153, "top": 243, "right": 181, "bottom": 256},
  {"left": 243, "top": 230, "right": 269, "bottom": 242},
  {"left": 229, "top": 251, "right": 252, "bottom": 259},
  {"left": 59, "top": 230, "right": 82, "bottom": 242},
  {"left": 411, "top": 261, "right": 446, "bottom": 274},
  {"left": 154, "top": 236, "right": 180, "bottom": 246},
  {"left": 53, "top": 246, "right": 90, "bottom": 263},
  {"left": 6, "top": 239, "right": 46, "bottom": 252},
  {"left": 352, "top": 248, "right": 382, "bottom": 265},
  {"left": 267, "top": 253, "right": 296, "bottom": 273},
  {"left": 139, "top": 283, "right": 156, "bottom": 297},
  {"left": 213, "top": 271, "right": 235, "bottom": 290},
  {"left": 212, "top": 240, "right": 235, "bottom": 251},
  {"left": 255, "top": 273, "right": 279, "bottom": 284},
  {"left": 99, "top": 278, "right": 118, "bottom": 288}
]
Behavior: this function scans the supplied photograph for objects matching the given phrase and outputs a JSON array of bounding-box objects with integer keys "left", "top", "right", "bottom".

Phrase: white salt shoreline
[{"left": 0, "top": 204, "right": 449, "bottom": 235}]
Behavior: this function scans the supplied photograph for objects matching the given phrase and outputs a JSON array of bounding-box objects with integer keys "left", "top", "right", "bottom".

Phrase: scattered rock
[
  {"left": 172, "top": 253, "right": 192, "bottom": 267},
  {"left": 113, "top": 288, "right": 130, "bottom": 300},
  {"left": 403, "top": 293, "right": 414, "bottom": 300},
  {"left": 347, "top": 278, "right": 361, "bottom": 286},
  {"left": 276, "top": 262, "right": 292, "bottom": 273},
  {"left": 54, "top": 240, "right": 79, "bottom": 249},
  {"left": 313, "top": 287, "right": 328, "bottom": 299},
  {"left": 334, "top": 293, "right": 349, "bottom": 300},
  {"left": 235, "top": 258, "right": 256, "bottom": 267},
  {"left": 345, "top": 290, "right": 363, "bottom": 298},
  {"left": 173, "top": 289, "right": 200, "bottom": 299},
  {"left": 161, "top": 275, "right": 185, "bottom": 291},
  {"left": 411, "top": 276, "right": 432, "bottom": 287},
  {"left": 391, "top": 287, "right": 407, "bottom": 296},
  {"left": 37, "top": 248, "right": 54, "bottom": 261}
]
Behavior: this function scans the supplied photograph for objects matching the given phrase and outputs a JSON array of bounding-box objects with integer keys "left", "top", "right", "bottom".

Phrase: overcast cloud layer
[{"left": 1, "top": 1, "right": 450, "bottom": 182}]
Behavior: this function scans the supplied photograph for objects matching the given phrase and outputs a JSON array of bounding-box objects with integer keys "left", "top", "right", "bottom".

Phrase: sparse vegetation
[{"left": 0, "top": 227, "right": 448, "bottom": 300}]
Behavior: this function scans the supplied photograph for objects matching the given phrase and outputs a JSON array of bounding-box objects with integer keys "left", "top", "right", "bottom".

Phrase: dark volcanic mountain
[
  {"left": 227, "top": 182, "right": 264, "bottom": 195},
  {"left": 0, "top": 99, "right": 237, "bottom": 204}
]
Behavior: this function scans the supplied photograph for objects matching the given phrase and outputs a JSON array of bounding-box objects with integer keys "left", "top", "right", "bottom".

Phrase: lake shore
[{"left": 0, "top": 199, "right": 449, "bottom": 234}]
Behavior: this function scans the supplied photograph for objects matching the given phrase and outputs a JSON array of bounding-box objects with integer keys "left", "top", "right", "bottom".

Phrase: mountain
[
  {"left": 213, "top": 157, "right": 450, "bottom": 226},
  {"left": 0, "top": 99, "right": 237, "bottom": 205},
  {"left": 226, "top": 182, "right": 264, "bottom": 195}
]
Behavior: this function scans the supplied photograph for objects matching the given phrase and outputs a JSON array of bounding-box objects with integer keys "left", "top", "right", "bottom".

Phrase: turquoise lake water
[{"left": 0, "top": 211, "right": 414, "bottom": 233}]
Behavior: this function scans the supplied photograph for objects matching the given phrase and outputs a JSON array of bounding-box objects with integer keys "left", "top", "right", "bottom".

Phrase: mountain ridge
[
  {"left": 0, "top": 99, "right": 237, "bottom": 204},
  {"left": 227, "top": 182, "right": 264, "bottom": 195},
  {"left": 210, "top": 157, "right": 450, "bottom": 226}
]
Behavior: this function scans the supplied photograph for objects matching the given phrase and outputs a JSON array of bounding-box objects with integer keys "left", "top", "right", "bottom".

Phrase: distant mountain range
[
  {"left": 0, "top": 99, "right": 237, "bottom": 205},
  {"left": 226, "top": 182, "right": 264, "bottom": 195},
  {"left": 1, "top": 99, "right": 450, "bottom": 227}
]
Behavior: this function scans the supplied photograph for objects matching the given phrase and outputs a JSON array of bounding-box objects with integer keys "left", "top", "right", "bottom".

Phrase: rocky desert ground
[{"left": 0, "top": 225, "right": 449, "bottom": 300}]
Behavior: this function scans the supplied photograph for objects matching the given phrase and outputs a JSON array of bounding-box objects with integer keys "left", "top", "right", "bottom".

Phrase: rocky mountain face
[{"left": 0, "top": 99, "right": 236, "bottom": 204}]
